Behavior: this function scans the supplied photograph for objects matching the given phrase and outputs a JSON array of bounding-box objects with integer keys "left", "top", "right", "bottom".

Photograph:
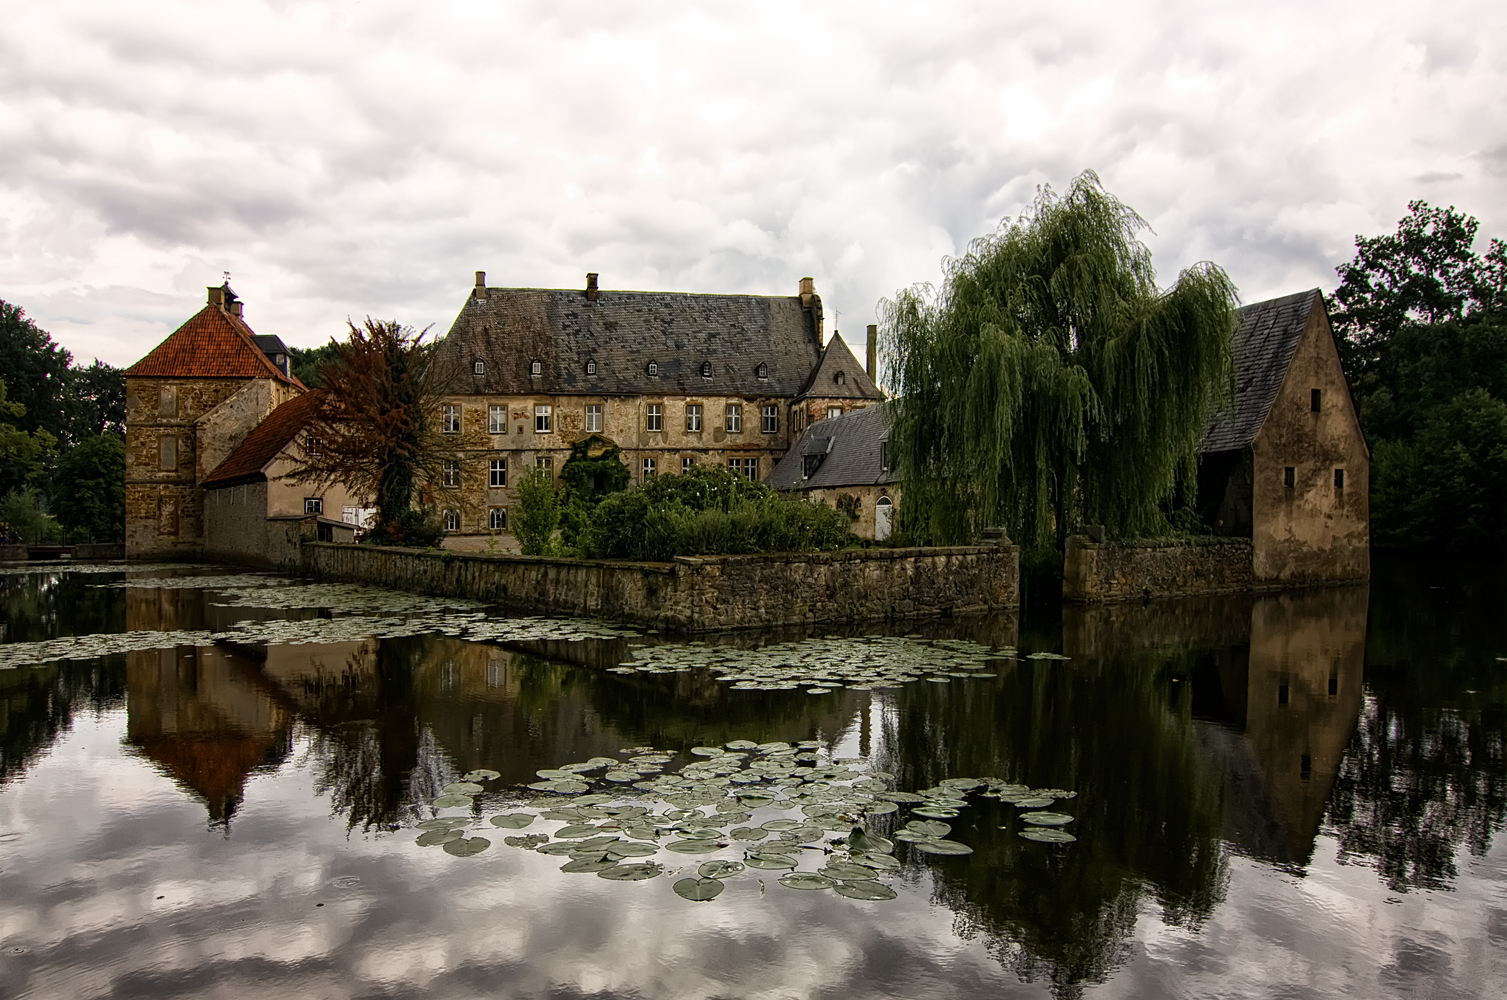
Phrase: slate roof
[
  {"left": 436, "top": 284, "right": 824, "bottom": 397},
  {"left": 202, "top": 391, "right": 324, "bottom": 488},
  {"left": 794, "top": 332, "right": 884, "bottom": 402},
  {"left": 126, "top": 293, "right": 304, "bottom": 387},
  {"left": 1202, "top": 289, "right": 1321, "bottom": 453},
  {"left": 767, "top": 403, "right": 896, "bottom": 491}
]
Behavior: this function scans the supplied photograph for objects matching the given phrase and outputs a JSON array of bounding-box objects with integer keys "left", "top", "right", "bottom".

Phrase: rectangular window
[
  {"left": 536, "top": 455, "right": 553, "bottom": 472},
  {"left": 642, "top": 457, "right": 656, "bottom": 479},
  {"left": 585, "top": 404, "right": 603, "bottom": 433},
  {"left": 1311, "top": 388, "right": 1322, "bottom": 412},
  {"left": 880, "top": 441, "right": 889, "bottom": 471},
  {"left": 303, "top": 497, "right": 323, "bottom": 515},
  {"left": 826, "top": 406, "right": 843, "bottom": 420},
  {"left": 442, "top": 460, "right": 459, "bottom": 487},
  {"left": 726, "top": 404, "right": 742, "bottom": 433},
  {"left": 646, "top": 404, "right": 663, "bottom": 432},
  {"left": 443, "top": 509, "right": 460, "bottom": 531},
  {"left": 442, "top": 404, "right": 460, "bottom": 433},
  {"left": 1334, "top": 468, "right": 1345, "bottom": 490},
  {"left": 535, "top": 404, "right": 552, "bottom": 433},
  {"left": 1283, "top": 466, "right": 1295, "bottom": 489},
  {"left": 682, "top": 456, "right": 694, "bottom": 474},
  {"left": 761, "top": 405, "right": 777, "bottom": 434},
  {"left": 157, "top": 385, "right": 177, "bottom": 417},
  {"left": 743, "top": 458, "right": 758, "bottom": 480},
  {"left": 489, "top": 405, "right": 507, "bottom": 434},
  {"left": 157, "top": 434, "right": 177, "bottom": 471},
  {"left": 686, "top": 404, "right": 703, "bottom": 432},
  {"left": 489, "top": 458, "right": 507, "bottom": 488},
  {"left": 489, "top": 507, "right": 507, "bottom": 531}
]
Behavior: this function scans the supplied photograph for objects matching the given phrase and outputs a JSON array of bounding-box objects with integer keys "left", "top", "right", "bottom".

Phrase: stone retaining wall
[
  {"left": 301, "top": 541, "right": 1019, "bottom": 632},
  {"left": 1063, "top": 535, "right": 1254, "bottom": 603}
]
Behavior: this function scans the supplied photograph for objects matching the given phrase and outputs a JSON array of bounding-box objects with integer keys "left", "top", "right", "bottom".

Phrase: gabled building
[
  {"left": 789, "top": 326, "right": 884, "bottom": 434},
  {"left": 123, "top": 284, "right": 306, "bottom": 558},
  {"left": 1198, "top": 289, "right": 1369, "bottom": 585},
  {"left": 429, "top": 272, "right": 881, "bottom": 547},
  {"left": 767, "top": 404, "right": 898, "bottom": 540}
]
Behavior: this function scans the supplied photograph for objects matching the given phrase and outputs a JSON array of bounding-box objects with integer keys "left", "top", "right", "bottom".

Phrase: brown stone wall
[
  {"left": 801, "top": 484, "right": 899, "bottom": 541},
  {"left": 300, "top": 541, "right": 1019, "bottom": 631},
  {"left": 1250, "top": 309, "right": 1370, "bottom": 585},
  {"left": 790, "top": 396, "right": 876, "bottom": 437},
  {"left": 1063, "top": 535, "right": 1255, "bottom": 603},
  {"left": 436, "top": 391, "right": 798, "bottom": 541}
]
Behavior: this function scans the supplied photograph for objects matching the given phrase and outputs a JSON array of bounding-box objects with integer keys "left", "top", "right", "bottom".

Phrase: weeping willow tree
[{"left": 881, "top": 171, "right": 1238, "bottom": 554}]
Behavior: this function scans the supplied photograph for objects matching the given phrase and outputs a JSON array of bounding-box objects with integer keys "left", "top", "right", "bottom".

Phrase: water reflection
[{"left": 1, "top": 560, "right": 1503, "bottom": 999}]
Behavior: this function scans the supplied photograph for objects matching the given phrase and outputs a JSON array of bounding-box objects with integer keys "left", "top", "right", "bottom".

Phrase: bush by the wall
[{"left": 362, "top": 506, "right": 443, "bottom": 548}]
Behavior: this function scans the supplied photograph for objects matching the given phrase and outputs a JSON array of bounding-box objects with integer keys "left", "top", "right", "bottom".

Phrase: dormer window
[
  {"left": 701, "top": 361, "right": 713, "bottom": 378},
  {"left": 530, "top": 360, "right": 542, "bottom": 378},
  {"left": 647, "top": 360, "right": 659, "bottom": 378},
  {"left": 586, "top": 359, "right": 597, "bottom": 376},
  {"left": 834, "top": 370, "right": 846, "bottom": 386},
  {"left": 756, "top": 363, "right": 768, "bottom": 380},
  {"left": 473, "top": 360, "right": 486, "bottom": 375}
]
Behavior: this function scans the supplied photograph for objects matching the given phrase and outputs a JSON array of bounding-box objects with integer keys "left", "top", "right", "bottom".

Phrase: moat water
[{"left": 0, "top": 556, "right": 1503, "bottom": 999}]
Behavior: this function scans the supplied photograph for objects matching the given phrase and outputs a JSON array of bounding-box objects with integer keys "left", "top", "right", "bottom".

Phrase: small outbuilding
[{"left": 767, "top": 404, "right": 898, "bottom": 541}]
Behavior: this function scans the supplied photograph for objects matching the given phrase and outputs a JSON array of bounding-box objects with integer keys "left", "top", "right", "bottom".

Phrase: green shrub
[
  {"left": 362, "top": 506, "right": 443, "bottom": 548},
  {"left": 0, "top": 488, "right": 62, "bottom": 544},
  {"left": 514, "top": 467, "right": 560, "bottom": 555}
]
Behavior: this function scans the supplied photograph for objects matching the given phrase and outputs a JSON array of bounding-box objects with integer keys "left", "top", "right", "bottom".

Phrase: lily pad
[
  {"left": 834, "top": 880, "right": 898, "bottom": 900},
  {"left": 699, "top": 860, "right": 744, "bottom": 879},
  {"left": 912, "top": 806, "right": 960, "bottom": 819},
  {"left": 852, "top": 851, "right": 902, "bottom": 872},
  {"left": 1021, "top": 812, "right": 1075, "bottom": 826},
  {"left": 863, "top": 801, "right": 898, "bottom": 816},
  {"left": 779, "top": 872, "right": 836, "bottom": 890},
  {"left": 536, "top": 768, "right": 578, "bottom": 780},
  {"left": 876, "top": 791, "right": 928, "bottom": 803},
  {"left": 905, "top": 820, "right": 952, "bottom": 837},
  {"left": 820, "top": 862, "right": 875, "bottom": 880},
  {"left": 416, "top": 829, "right": 462, "bottom": 847},
  {"left": 598, "top": 863, "right": 662, "bottom": 880},
  {"left": 489, "top": 813, "right": 536, "bottom": 829},
  {"left": 1019, "top": 828, "right": 1078, "bottom": 843},
  {"left": 738, "top": 794, "right": 776, "bottom": 808},
  {"left": 912, "top": 838, "right": 973, "bottom": 855},
  {"left": 730, "top": 827, "right": 769, "bottom": 841},
  {"left": 536, "top": 841, "right": 584, "bottom": 856},
  {"left": 761, "top": 818, "right": 800, "bottom": 831},
  {"left": 504, "top": 834, "right": 548, "bottom": 850},
  {"left": 1011, "top": 797, "right": 1055, "bottom": 809},
  {"left": 442, "top": 836, "right": 491, "bottom": 857},
  {"left": 561, "top": 857, "right": 618, "bottom": 873},
  {"left": 690, "top": 746, "right": 723, "bottom": 757},
  {"left": 673, "top": 877, "right": 726, "bottom": 901},
  {"left": 417, "top": 818, "right": 470, "bottom": 831},
  {"left": 464, "top": 769, "right": 501, "bottom": 781},
  {"left": 605, "top": 842, "right": 659, "bottom": 859},
  {"left": 553, "top": 824, "right": 602, "bottom": 839},
  {"left": 431, "top": 794, "right": 474, "bottom": 809},
  {"left": 744, "top": 853, "right": 798, "bottom": 870},
  {"left": 665, "top": 839, "right": 724, "bottom": 854},
  {"left": 443, "top": 781, "right": 484, "bottom": 795}
]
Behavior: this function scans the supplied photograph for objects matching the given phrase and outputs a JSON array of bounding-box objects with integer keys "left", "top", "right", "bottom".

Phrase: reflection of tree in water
[
  {"left": 1324, "top": 558, "right": 1507, "bottom": 893},
  {"left": 878, "top": 651, "right": 1227, "bottom": 998}
]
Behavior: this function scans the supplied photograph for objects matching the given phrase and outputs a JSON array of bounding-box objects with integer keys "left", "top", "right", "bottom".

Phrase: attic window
[
  {"left": 756, "top": 363, "right": 768, "bottom": 380},
  {"left": 1311, "top": 388, "right": 1322, "bottom": 412},
  {"left": 880, "top": 440, "right": 889, "bottom": 471},
  {"left": 834, "top": 370, "right": 846, "bottom": 386},
  {"left": 586, "top": 359, "right": 597, "bottom": 376},
  {"left": 701, "top": 361, "right": 713, "bottom": 378},
  {"left": 647, "top": 360, "right": 659, "bottom": 378},
  {"left": 473, "top": 360, "right": 486, "bottom": 376},
  {"left": 530, "top": 360, "right": 542, "bottom": 377},
  {"left": 803, "top": 453, "right": 825, "bottom": 478}
]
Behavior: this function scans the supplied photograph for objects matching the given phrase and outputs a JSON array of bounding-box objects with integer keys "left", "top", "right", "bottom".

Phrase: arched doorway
[{"left": 875, "top": 495, "right": 893, "bottom": 541}]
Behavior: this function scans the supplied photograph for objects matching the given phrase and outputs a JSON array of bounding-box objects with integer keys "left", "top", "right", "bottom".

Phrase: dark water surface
[{"left": 1, "top": 557, "right": 1503, "bottom": 999}]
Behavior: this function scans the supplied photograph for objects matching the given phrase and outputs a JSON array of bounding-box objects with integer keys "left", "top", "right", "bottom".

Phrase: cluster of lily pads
[
  {"left": 609, "top": 635, "right": 1042, "bottom": 693},
  {"left": 411, "top": 739, "right": 1080, "bottom": 903}
]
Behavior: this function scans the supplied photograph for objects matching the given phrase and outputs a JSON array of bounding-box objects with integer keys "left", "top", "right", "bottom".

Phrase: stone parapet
[
  {"left": 1063, "top": 535, "right": 1254, "bottom": 603},
  {"left": 300, "top": 541, "right": 1019, "bottom": 632}
]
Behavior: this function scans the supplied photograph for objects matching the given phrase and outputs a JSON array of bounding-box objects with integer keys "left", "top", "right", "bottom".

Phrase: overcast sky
[{"left": 2, "top": 0, "right": 1503, "bottom": 367}]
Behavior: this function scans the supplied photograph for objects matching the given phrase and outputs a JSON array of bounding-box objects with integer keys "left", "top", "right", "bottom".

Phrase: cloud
[{"left": 1, "top": 0, "right": 1505, "bottom": 365}]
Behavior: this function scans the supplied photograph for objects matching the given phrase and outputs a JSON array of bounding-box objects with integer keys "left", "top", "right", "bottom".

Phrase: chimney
[
  {"left": 586, "top": 272, "right": 600, "bottom": 301},
  {"left": 799, "top": 276, "right": 815, "bottom": 308},
  {"left": 866, "top": 324, "right": 877, "bottom": 380},
  {"left": 474, "top": 271, "right": 486, "bottom": 299},
  {"left": 207, "top": 285, "right": 225, "bottom": 307},
  {"left": 229, "top": 300, "right": 243, "bottom": 318}
]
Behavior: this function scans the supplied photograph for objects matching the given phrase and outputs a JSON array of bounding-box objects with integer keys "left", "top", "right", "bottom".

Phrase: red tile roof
[
  {"left": 126, "top": 303, "right": 304, "bottom": 386},
  {"left": 202, "top": 391, "right": 325, "bottom": 487}
]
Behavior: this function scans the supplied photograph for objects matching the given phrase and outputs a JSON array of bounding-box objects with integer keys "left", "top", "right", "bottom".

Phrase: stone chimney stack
[
  {"left": 207, "top": 285, "right": 225, "bottom": 307},
  {"left": 799, "top": 276, "right": 815, "bottom": 308},
  {"left": 586, "top": 272, "right": 600, "bottom": 301},
  {"left": 229, "top": 300, "right": 243, "bottom": 317},
  {"left": 866, "top": 324, "right": 878, "bottom": 380},
  {"left": 474, "top": 271, "right": 486, "bottom": 299}
]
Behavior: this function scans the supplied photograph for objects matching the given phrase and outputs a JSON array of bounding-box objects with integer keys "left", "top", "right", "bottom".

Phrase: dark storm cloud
[{"left": 1, "top": 0, "right": 1504, "bottom": 366}]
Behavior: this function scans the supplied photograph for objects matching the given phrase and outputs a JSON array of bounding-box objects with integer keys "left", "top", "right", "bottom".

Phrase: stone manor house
[{"left": 124, "top": 274, "right": 882, "bottom": 560}]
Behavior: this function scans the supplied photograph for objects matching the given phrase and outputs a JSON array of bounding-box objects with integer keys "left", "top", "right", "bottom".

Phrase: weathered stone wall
[
  {"left": 300, "top": 541, "right": 1019, "bottom": 631},
  {"left": 205, "top": 483, "right": 342, "bottom": 571},
  {"left": 801, "top": 484, "right": 898, "bottom": 541},
  {"left": 1250, "top": 307, "right": 1370, "bottom": 586},
  {"left": 1063, "top": 536, "right": 1254, "bottom": 603}
]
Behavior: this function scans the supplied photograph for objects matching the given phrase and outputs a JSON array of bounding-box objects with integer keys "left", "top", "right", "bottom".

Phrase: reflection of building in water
[{"left": 123, "top": 586, "right": 292, "bottom": 824}]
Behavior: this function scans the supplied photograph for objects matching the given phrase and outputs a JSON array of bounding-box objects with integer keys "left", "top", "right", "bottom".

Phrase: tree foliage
[
  {"left": 880, "top": 172, "right": 1237, "bottom": 553},
  {"left": 0, "top": 378, "right": 56, "bottom": 497},
  {"left": 0, "top": 300, "right": 124, "bottom": 447},
  {"left": 514, "top": 467, "right": 561, "bottom": 556},
  {"left": 289, "top": 318, "right": 456, "bottom": 526},
  {"left": 51, "top": 433, "right": 126, "bottom": 541},
  {"left": 1334, "top": 202, "right": 1507, "bottom": 552},
  {"left": 288, "top": 341, "right": 343, "bottom": 389}
]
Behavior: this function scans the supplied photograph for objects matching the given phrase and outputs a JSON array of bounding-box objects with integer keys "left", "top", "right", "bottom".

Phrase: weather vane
[{"left": 223, "top": 270, "right": 231, "bottom": 285}]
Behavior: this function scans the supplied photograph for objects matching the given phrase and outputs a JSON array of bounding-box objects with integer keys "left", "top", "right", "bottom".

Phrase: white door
[{"left": 875, "top": 496, "right": 893, "bottom": 541}]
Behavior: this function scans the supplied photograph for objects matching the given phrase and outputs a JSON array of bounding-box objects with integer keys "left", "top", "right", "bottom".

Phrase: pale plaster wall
[{"left": 1250, "top": 309, "right": 1370, "bottom": 585}]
